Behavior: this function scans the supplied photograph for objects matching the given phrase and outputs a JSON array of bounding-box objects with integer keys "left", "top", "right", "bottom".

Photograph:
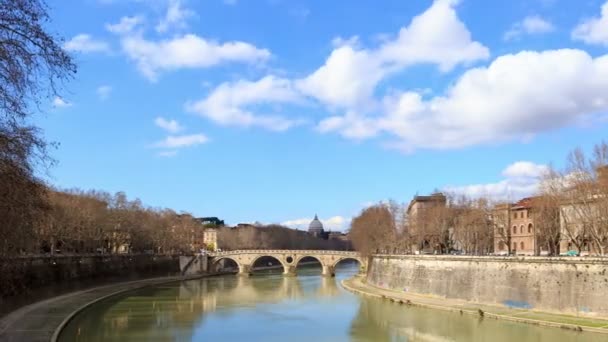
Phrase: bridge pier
[
  {"left": 283, "top": 265, "right": 296, "bottom": 277},
  {"left": 322, "top": 265, "right": 335, "bottom": 277},
  {"left": 238, "top": 264, "right": 252, "bottom": 276}
]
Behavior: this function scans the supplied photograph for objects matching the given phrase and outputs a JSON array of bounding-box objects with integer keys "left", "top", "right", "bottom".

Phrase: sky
[{"left": 38, "top": 0, "right": 608, "bottom": 231}]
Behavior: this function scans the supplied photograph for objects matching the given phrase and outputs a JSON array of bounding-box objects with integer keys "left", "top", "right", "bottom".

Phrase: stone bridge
[{"left": 207, "top": 250, "right": 366, "bottom": 277}]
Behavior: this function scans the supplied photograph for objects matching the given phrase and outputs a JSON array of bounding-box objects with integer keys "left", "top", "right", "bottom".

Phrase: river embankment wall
[
  {"left": 0, "top": 254, "right": 179, "bottom": 297},
  {"left": 366, "top": 255, "right": 608, "bottom": 317}
]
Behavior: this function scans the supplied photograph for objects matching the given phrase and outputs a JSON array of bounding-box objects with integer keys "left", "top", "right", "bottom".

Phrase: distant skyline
[{"left": 39, "top": 0, "right": 608, "bottom": 230}]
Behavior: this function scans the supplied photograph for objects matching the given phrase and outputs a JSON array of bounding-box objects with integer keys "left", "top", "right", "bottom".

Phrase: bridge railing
[{"left": 208, "top": 249, "right": 360, "bottom": 257}]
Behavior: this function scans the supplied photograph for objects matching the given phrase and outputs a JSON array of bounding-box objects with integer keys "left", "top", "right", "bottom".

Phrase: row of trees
[
  {"left": 2, "top": 188, "right": 206, "bottom": 256},
  {"left": 350, "top": 141, "right": 608, "bottom": 257},
  {"left": 349, "top": 197, "right": 494, "bottom": 256},
  {"left": 218, "top": 225, "right": 351, "bottom": 251}
]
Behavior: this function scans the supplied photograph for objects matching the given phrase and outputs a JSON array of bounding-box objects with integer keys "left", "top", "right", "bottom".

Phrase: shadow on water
[{"left": 58, "top": 263, "right": 606, "bottom": 342}]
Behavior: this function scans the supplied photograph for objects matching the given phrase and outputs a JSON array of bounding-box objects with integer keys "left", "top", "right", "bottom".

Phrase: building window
[
  {"left": 520, "top": 242, "right": 525, "bottom": 250},
  {"left": 520, "top": 225, "right": 524, "bottom": 234},
  {"left": 499, "top": 241, "right": 505, "bottom": 250},
  {"left": 521, "top": 211, "right": 524, "bottom": 219},
  {"left": 513, "top": 242, "right": 517, "bottom": 250},
  {"left": 513, "top": 213, "right": 517, "bottom": 219},
  {"left": 512, "top": 226, "right": 517, "bottom": 234},
  {"left": 528, "top": 223, "right": 533, "bottom": 234}
]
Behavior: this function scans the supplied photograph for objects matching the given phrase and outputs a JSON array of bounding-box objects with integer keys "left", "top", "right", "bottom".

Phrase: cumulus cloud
[
  {"left": 156, "top": 0, "right": 194, "bottom": 33},
  {"left": 154, "top": 117, "right": 183, "bottom": 133},
  {"left": 572, "top": 1, "right": 608, "bottom": 46},
  {"left": 52, "top": 97, "right": 72, "bottom": 108},
  {"left": 196, "top": 0, "right": 487, "bottom": 134},
  {"left": 444, "top": 161, "right": 548, "bottom": 201},
  {"left": 63, "top": 34, "right": 110, "bottom": 53},
  {"left": 97, "top": 85, "right": 112, "bottom": 100},
  {"left": 282, "top": 215, "right": 349, "bottom": 231},
  {"left": 153, "top": 133, "right": 208, "bottom": 148},
  {"left": 502, "top": 161, "right": 549, "bottom": 179},
  {"left": 504, "top": 15, "right": 555, "bottom": 40},
  {"left": 323, "top": 49, "right": 608, "bottom": 150},
  {"left": 106, "top": 16, "right": 144, "bottom": 34},
  {"left": 117, "top": 33, "right": 270, "bottom": 81},
  {"left": 296, "top": 0, "right": 488, "bottom": 109},
  {"left": 186, "top": 75, "right": 305, "bottom": 131}
]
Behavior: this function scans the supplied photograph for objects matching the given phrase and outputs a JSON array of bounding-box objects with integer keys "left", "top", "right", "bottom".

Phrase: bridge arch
[
  {"left": 250, "top": 255, "right": 287, "bottom": 274},
  {"left": 212, "top": 256, "right": 241, "bottom": 273},
  {"left": 294, "top": 255, "right": 322, "bottom": 266},
  {"left": 332, "top": 256, "right": 364, "bottom": 272}
]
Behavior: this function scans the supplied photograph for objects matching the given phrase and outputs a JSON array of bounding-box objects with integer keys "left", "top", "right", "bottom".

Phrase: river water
[{"left": 58, "top": 264, "right": 603, "bottom": 342}]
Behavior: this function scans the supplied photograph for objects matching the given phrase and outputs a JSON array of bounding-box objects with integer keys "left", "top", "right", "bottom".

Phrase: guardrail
[{"left": 208, "top": 250, "right": 360, "bottom": 257}]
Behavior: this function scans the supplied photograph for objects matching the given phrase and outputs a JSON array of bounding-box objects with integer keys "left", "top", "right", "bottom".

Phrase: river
[{"left": 58, "top": 263, "right": 604, "bottom": 341}]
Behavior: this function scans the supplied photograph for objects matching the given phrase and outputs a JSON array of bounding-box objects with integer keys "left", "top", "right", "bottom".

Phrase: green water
[{"left": 58, "top": 264, "right": 604, "bottom": 342}]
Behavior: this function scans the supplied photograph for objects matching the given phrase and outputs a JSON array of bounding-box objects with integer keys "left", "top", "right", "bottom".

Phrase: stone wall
[
  {"left": 367, "top": 255, "right": 608, "bottom": 317},
  {"left": 0, "top": 254, "right": 179, "bottom": 297}
]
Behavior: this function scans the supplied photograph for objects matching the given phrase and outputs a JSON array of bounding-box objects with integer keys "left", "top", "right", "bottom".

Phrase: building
[
  {"left": 509, "top": 198, "right": 536, "bottom": 255},
  {"left": 196, "top": 217, "right": 225, "bottom": 227},
  {"left": 203, "top": 228, "right": 218, "bottom": 251},
  {"left": 557, "top": 165, "right": 608, "bottom": 255},
  {"left": 328, "top": 231, "right": 349, "bottom": 241},
  {"left": 308, "top": 214, "right": 325, "bottom": 237},
  {"left": 492, "top": 198, "right": 537, "bottom": 255},
  {"left": 406, "top": 192, "right": 447, "bottom": 252}
]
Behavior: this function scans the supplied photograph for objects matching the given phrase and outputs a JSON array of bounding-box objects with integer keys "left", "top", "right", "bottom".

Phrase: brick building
[{"left": 493, "top": 198, "right": 537, "bottom": 256}]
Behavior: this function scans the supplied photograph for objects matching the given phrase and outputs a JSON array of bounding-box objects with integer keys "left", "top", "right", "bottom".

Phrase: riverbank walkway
[
  {"left": 0, "top": 275, "right": 204, "bottom": 342},
  {"left": 343, "top": 276, "right": 608, "bottom": 336}
]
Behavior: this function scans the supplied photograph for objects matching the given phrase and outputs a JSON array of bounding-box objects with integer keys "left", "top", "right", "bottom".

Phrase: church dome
[{"left": 308, "top": 214, "right": 324, "bottom": 234}]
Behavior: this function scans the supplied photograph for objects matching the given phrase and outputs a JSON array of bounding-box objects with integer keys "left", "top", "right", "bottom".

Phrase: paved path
[
  {"left": 0, "top": 275, "right": 205, "bottom": 342},
  {"left": 343, "top": 276, "right": 608, "bottom": 336}
]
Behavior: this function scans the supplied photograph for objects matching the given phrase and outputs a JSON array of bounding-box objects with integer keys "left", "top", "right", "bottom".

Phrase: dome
[{"left": 308, "top": 214, "right": 324, "bottom": 234}]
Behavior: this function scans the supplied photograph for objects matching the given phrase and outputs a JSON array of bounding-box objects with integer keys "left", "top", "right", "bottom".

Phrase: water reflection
[{"left": 59, "top": 264, "right": 605, "bottom": 342}]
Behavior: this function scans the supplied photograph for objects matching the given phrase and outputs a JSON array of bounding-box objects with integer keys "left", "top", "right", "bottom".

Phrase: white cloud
[
  {"left": 153, "top": 133, "right": 208, "bottom": 148},
  {"left": 207, "top": 0, "right": 487, "bottom": 134},
  {"left": 186, "top": 75, "right": 305, "bottom": 131},
  {"left": 117, "top": 33, "right": 270, "bottom": 81},
  {"left": 96, "top": 85, "right": 112, "bottom": 100},
  {"left": 106, "top": 16, "right": 144, "bottom": 34},
  {"left": 52, "top": 97, "right": 72, "bottom": 108},
  {"left": 296, "top": 0, "right": 488, "bottom": 109},
  {"left": 502, "top": 161, "right": 549, "bottom": 179},
  {"left": 156, "top": 0, "right": 194, "bottom": 33},
  {"left": 572, "top": 1, "right": 608, "bottom": 46},
  {"left": 504, "top": 15, "right": 555, "bottom": 40},
  {"left": 297, "top": 45, "right": 383, "bottom": 110},
  {"left": 154, "top": 117, "right": 183, "bottom": 133},
  {"left": 63, "top": 34, "right": 110, "bottom": 53},
  {"left": 322, "top": 49, "right": 608, "bottom": 150},
  {"left": 282, "top": 215, "right": 349, "bottom": 231},
  {"left": 444, "top": 161, "right": 548, "bottom": 201},
  {"left": 376, "top": 0, "right": 489, "bottom": 72}
]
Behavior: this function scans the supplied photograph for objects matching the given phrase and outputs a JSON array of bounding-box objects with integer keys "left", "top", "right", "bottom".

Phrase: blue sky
[{"left": 39, "top": 0, "right": 608, "bottom": 230}]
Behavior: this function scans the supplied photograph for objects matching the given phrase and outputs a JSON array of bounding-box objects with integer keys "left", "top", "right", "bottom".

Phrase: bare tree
[
  {"left": 0, "top": 0, "right": 76, "bottom": 256},
  {"left": 350, "top": 204, "right": 396, "bottom": 256}
]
